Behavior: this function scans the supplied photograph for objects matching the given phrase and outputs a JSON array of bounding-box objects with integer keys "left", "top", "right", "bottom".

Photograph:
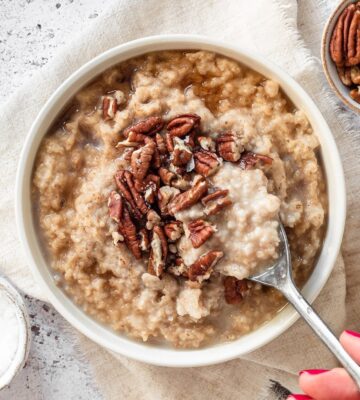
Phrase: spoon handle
[{"left": 282, "top": 280, "right": 360, "bottom": 390}]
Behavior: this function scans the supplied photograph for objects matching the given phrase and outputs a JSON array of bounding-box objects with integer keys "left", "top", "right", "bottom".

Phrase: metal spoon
[{"left": 249, "top": 223, "right": 360, "bottom": 389}]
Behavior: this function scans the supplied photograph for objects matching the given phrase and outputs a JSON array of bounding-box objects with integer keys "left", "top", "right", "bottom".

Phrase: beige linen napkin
[{"left": 1, "top": 0, "right": 358, "bottom": 398}]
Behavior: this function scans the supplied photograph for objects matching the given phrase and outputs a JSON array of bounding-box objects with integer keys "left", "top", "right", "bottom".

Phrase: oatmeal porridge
[{"left": 32, "top": 51, "right": 327, "bottom": 348}]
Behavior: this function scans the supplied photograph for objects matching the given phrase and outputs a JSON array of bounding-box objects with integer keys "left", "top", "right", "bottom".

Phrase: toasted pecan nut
[
  {"left": 198, "top": 136, "right": 216, "bottom": 152},
  {"left": 165, "top": 133, "right": 174, "bottom": 152},
  {"left": 188, "top": 219, "right": 216, "bottom": 248},
  {"left": 202, "top": 189, "right": 232, "bottom": 216},
  {"left": 188, "top": 251, "right": 223, "bottom": 282},
  {"left": 155, "top": 133, "right": 168, "bottom": 155},
  {"left": 168, "top": 178, "right": 208, "bottom": 215},
  {"left": 194, "top": 150, "right": 222, "bottom": 177},
  {"left": 239, "top": 151, "right": 273, "bottom": 170},
  {"left": 131, "top": 138, "right": 156, "bottom": 181},
  {"left": 146, "top": 209, "right": 162, "bottom": 230},
  {"left": 139, "top": 228, "right": 150, "bottom": 252},
  {"left": 167, "top": 113, "right": 201, "bottom": 137},
  {"left": 108, "top": 191, "right": 123, "bottom": 222},
  {"left": 350, "top": 86, "right": 360, "bottom": 103},
  {"left": 164, "top": 221, "right": 183, "bottom": 241},
  {"left": 116, "top": 131, "right": 146, "bottom": 147},
  {"left": 172, "top": 137, "right": 193, "bottom": 166},
  {"left": 351, "top": 65, "right": 360, "bottom": 84},
  {"left": 168, "top": 257, "right": 188, "bottom": 278},
  {"left": 148, "top": 226, "right": 168, "bottom": 277},
  {"left": 102, "top": 96, "right": 117, "bottom": 120},
  {"left": 118, "top": 206, "right": 142, "bottom": 259},
  {"left": 115, "top": 170, "right": 148, "bottom": 219},
  {"left": 223, "top": 276, "right": 251, "bottom": 304},
  {"left": 216, "top": 132, "right": 243, "bottom": 162},
  {"left": 347, "top": 9, "right": 360, "bottom": 65},
  {"left": 123, "top": 116, "right": 164, "bottom": 138},
  {"left": 337, "top": 66, "right": 353, "bottom": 86},
  {"left": 159, "top": 167, "right": 176, "bottom": 185},
  {"left": 158, "top": 186, "right": 180, "bottom": 215}
]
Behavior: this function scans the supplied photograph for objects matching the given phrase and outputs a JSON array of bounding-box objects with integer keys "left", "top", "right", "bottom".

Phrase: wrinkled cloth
[{"left": 1, "top": 0, "right": 359, "bottom": 398}]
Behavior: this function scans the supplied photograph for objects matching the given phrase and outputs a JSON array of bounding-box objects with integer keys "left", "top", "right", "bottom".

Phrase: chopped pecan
[
  {"left": 131, "top": 138, "right": 155, "bottom": 181},
  {"left": 116, "top": 130, "right": 146, "bottom": 147},
  {"left": 152, "top": 146, "right": 162, "bottom": 169},
  {"left": 118, "top": 206, "right": 142, "bottom": 259},
  {"left": 123, "top": 116, "right": 164, "bottom": 138},
  {"left": 202, "top": 189, "right": 232, "bottom": 216},
  {"left": 123, "top": 148, "right": 135, "bottom": 162},
  {"left": 158, "top": 186, "right": 180, "bottom": 214},
  {"left": 159, "top": 167, "right": 176, "bottom": 185},
  {"left": 115, "top": 170, "right": 148, "bottom": 219},
  {"left": 172, "top": 137, "right": 193, "bottom": 166},
  {"left": 165, "top": 133, "right": 174, "bottom": 152},
  {"left": 188, "top": 251, "right": 223, "bottom": 282},
  {"left": 194, "top": 150, "right": 222, "bottom": 177},
  {"left": 148, "top": 226, "right": 168, "bottom": 277},
  {"left": 198, "top": 136, "right": 216, "bottom": 152},
  {"left": 139, "top": 228, "right": 150, "bottom": 252},
  {"left": 167, "top": 113, "right": 200, "bottom": 137},
  {"left": 216, "top": 132, "right": 243, "bottom": 162},
  {"left": 168, "top": 178, "right": 208, "bottom": 215},
  {"left": 351, "top": 65, "right": 360, "bottom": 84},
  {"left": 223, "top": 276, "right": 251, "bottom": 304},
  {"left": 188, "top": 219, "right": 216, "bottom": 248},
  {"left": 168, "top": 257, "right": 188, "bottom": 278},
  {"left": 164, "top": 221, "right": 183, "bottom": 241},
  {"left": 112, "top": 231, "right": 124, "bottom": 246},
  {"left": 108, "top": 191, "right": 123, "bottom": 222},
  {"left": 102, "top": 96, "right": 117, "bottom": 120},
  {"left": 337, "top": 66, "right": 353, "bottom": 86},
  {"left": 350, "top": 86, "right": 360, "bottom": 103},
  {"left": 155, "top": 133, "right": 168, "bottom": 155},
  {"left": 146, "top": 209, "right": 162, "bottom": 230},
  {"left": 239, "top": 151, "right": 273, "bottom": 170}
]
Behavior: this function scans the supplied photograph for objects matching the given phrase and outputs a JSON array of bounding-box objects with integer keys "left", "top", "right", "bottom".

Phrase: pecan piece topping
[
  {"left": 172, "top": 137, "right": 193, "bottom": 166},
  {"left": 164, "top": 221, "right": 183, "bottom": 242},
  {"left": 123, "top": 116, "right": 164, "bottom": 138},
  {"left": 116, "top": 131, "right": 146, "bottom": 147},
  {"left": 223, "top": 276, "right": 251, "bottom": 304},
  {"left": 194, "top": 150, "right": 222, "bottom": 177},
  {"left": 146, "top": 209, "right": 161, "bottom": 230},
  {"left": 347, "top": 9, "right": 360, "bottom": 66},
  {"left": 108, "top": 191, "right": 123, "bottom": 222},
  {"left": 155, "top": 133, "right": 168, "bottom": 155},
  {"left": 131, "top": 138, "right": 155, "bottom": 181},
  {"left": 148, "top": 226, "right": 168, "bottom": 277},
  {"left": 198, "top": 136, "right": 216, "bottom": 152},
  {"left": 168, "top": 178, "right": 208, "bottom": 215},
  {"left": 188, "top": 251, "right": 223, "bottom": 282},
  {"left": 167, "top": 113, "right": 200, "bottom": 137},
  {"left": 202, "top": 189, "right": 232, "bottom": 216},
  {"left": 139, "top": 228, "right": 150, "bottom": 252},
  {"left": 337, "top": 66, "right": 353, "bottom": 86},
  {"left": 102, "top": 96, "right": 117, "bottom": 120},
  {"left": 168, "top": 257, "right": 188, "bottom": 278},
  {"left": 115, "top": 170, "right": 148, "bottom": 219},
  {"left": 188, "top": 219, "right": 216, "bottom": 248},
  {"left": 216, "top": 132, "right": 243, "bottom": 162},
  {"left": 239, "top": 151, "right": 273, "bottom": 170},
  {"left": 165, "top": 133, "right": 174, "bottom": 152},
  {"left": 118, "top": 206, "right": 142, "bottom": 259},
  {"left": 158, "top": 186, "right": 180, "bottom": 215},
  {"left": 351, "top": 65, "right": 360, "bottom": 84},
  {"left": 350, "top": 86, "right": 360, "bottom": 102}
]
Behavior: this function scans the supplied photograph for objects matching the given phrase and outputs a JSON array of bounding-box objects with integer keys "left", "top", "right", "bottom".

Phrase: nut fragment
[
  {"left": 165, "top": 133, "right": 174, "bottom": 152},
  {"left": 202, "top": 189, "right": 232, "bottom": 216},
  {"left": 167, "top": 113, "right": 200, "bottom": 137},
  {"left": 155, "top": 133, "right": 168, "bottom": 155},
  {"left": 347, "top": 9, "right": 360, "bottom": 66},
  {"left": 102, "top": 96, "right": 117, "bottom": 120},
  {"left": 148, "top": 226, "right": 168, "bottom": 277},
  {"left": 164, "top": 221, "right": 183, "bottom": 241},
  {"left": 194, "top": 150, "right": 222, "bottom": 177},
  {"left": 158, "top": 186, "right": 180, "bottom": 214},
  {"left": 337, "top": 66, "right": 353, "bottom": 86},
  {"left": 172, "top": 137, "right": 193, "bottom": 166},
  {"left": 350, "top": 86, "right": 360, "bottom": 102},
  {"left": 116, "top": 131, "right": 146, "bottom": 147},
  {"left": 115, "top": 170, "right": 148, "bottom": 219},
  {"left": 239, "top": 151, "right": 273, "bottom": 170},
  {"left": 223, "top": 276, "right": 251, "bottom": 304},
  {"left": 108, "top": 191, "right": 123, "bottom": 222},
  {"left": 216, "top": 132, "right": 243, "bottom": 162},
  {"left": 146, "top": 209, "right": 162, "bottom": 230},
  {"left": 118, "top": 206, "right": 142, "bottom": 259},
  {"left": 168, "top": 178, "right": 208, "bottom": 215},
  {"left": 139, "top": 228, "right": 150, "bottom": 252},
  {"left": 159, "top": 167, "right": 176, "bottom": 185},
  {"left": 188, "top": 219, "right": 216, "bottom": 248},
  {"left": 130, "top": 138, "right": 155, "bottom": 181},
  {"left": 188, "top": 251, "right": 223, "bottom": 282},
  {"left": 123, "top": 116, "right": 164, "bottom": 138},
  {"left": 351, "top": 65, "right": 360, "bottom": 84},
  {"left": 168, "top": 258, "right": 188, "bottom": 277}
]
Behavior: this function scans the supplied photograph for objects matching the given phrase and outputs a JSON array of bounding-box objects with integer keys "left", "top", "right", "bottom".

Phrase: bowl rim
[
  {"left": 321, "top": 0, "right": 360, "bottom": 114},
  {"left": 15, "top": 34, "right": 346, "bottom": 367}
]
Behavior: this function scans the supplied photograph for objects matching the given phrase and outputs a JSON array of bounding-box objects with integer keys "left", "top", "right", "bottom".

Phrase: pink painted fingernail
[
  {"left": 345, "top": 329, "right": 360, "bottom": 338},
  {"left": 287, "top": 395, "right": 313, "bottom": 400},
  {"left": 299, "top": 369, "right": 328, "bottom": 376}
]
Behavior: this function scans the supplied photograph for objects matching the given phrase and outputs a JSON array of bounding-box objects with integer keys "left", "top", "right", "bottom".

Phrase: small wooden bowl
[{"left": 322, "top": 0, "right": 360, "bottom": 114}]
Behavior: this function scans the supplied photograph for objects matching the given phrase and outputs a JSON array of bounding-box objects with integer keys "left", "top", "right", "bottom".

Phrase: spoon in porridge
[{"left": 249, "top": 223, "right": 360, "bottom": 389}]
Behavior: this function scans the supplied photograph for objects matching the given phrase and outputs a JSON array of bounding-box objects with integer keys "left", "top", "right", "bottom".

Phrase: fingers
[
  {"left": 298, "top": 368, "right": 360, "bottom": 400},
  {"left": 340, "top": 330, "right": 360, "bottom": 364}
]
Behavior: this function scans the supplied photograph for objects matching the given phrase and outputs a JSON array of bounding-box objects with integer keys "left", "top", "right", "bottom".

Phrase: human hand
[{"left": 287, "top": 330, "right": 360, "bottom": 400}]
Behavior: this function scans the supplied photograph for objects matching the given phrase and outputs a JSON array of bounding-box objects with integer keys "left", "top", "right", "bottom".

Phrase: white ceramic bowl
[
  {"left": 322, "top": 0, "right": 360, "bottom": 114},
  {"left": 15, "top": 35, "right": 346, "bottom": 367}
]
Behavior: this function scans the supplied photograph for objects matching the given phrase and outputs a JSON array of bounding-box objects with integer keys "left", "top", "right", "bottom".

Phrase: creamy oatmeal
[{"left": 32, "top": 51, "right": 327, "bottom": 348}]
